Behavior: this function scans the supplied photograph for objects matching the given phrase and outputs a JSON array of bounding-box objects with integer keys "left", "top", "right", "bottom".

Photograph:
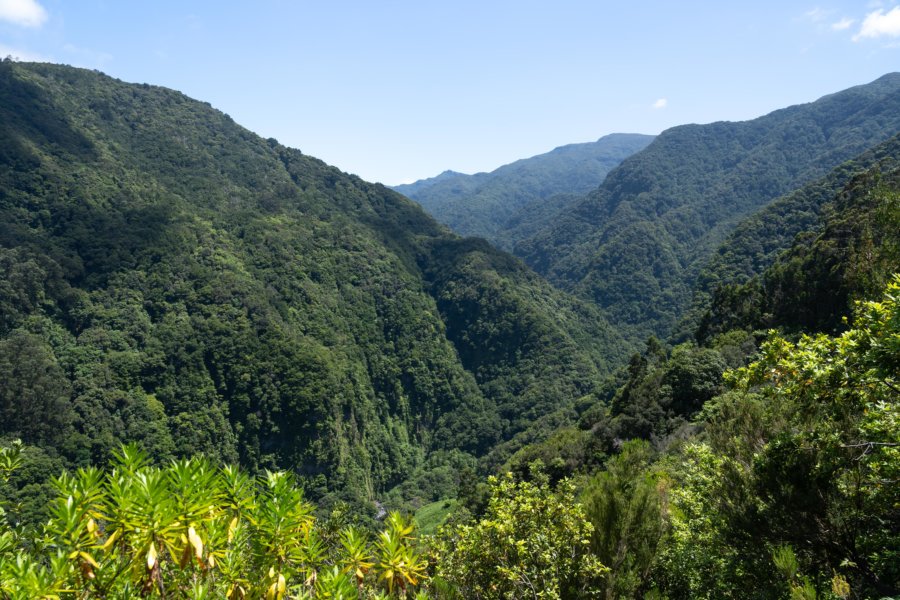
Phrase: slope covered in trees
[
  {"left": 665, "top": 132, "right": 900, "bottom": 341},
  {"left": 0, "top": 61, "right": 627, "bottom": 511},
  {"left": 501, "top": 154, "right": 900, "bottom": 598},
  {"left": 3, "top": 274, "right": 897, "bottom": 598},
  {"left": 517, "top": 73, "right": 900, "bottom": 341},
  {"left": 696, "top": 133, "right": 900, "bottom": 296},
  {"left": 696, "top": 148, "right": 900, "bottom": 341},
  {"left": 1, "top": 59, "right": 898, "bottom": 599},
  {"left": 393, "top": 133, "right": 653, "bottom": 251},
  {"left": 510, "top": 145, "right": 900, "bottom": 484}
]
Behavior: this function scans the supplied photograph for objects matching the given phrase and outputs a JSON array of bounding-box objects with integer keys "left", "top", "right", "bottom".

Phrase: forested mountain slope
[
  {"left": 674, "top": 132, "right": 900, "bottom": 339},
  {"left": 697, "top": 146, "right": 900, "bottom": 340},
  {"left": 517, "top": 73, "right": 900, "bottom": 341},
  {"left": 0, "top": 61, "right": 627, "bottom": 509},
  {"left": 503, "top": 151, "right": 900, "bottom": 598},
  {"left": 393, "top": 133, "right": 653, "bottom": 250}
]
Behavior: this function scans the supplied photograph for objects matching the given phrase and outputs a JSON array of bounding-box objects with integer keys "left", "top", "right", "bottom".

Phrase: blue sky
[{"left": 1, "top": 1, "right": 899, "bottom": 185}]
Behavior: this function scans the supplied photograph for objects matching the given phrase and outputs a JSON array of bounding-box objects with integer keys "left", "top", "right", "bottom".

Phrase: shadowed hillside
[{"left": 0, "top": 61, "right": 627, "bottom": 511}]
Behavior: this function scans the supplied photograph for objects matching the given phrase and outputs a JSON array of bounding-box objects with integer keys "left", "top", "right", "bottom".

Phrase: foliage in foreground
[
  {"left": 0, "top": 443, "right": 611, "bottom": 599},
  {"left": 0, "top": 445, "right": 429, "bottom": 599},
  {"left": 493, "top": 276, "right": 900, "bottom": 598},
  {"left": 581, "top": 440, "right": 666, "bottom": 600},
  {"left": 656, "top": 275, "right": 900, "bottom": 598},
  {"left": 432, "top": 472, "right": 606, "bottom": 599}
]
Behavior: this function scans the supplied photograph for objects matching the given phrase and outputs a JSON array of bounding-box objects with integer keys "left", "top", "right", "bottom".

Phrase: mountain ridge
[
  {"left": 0, "top": 61, "right": 628, "bottom": 510},
  {"left": 517, "top": 71, "right": 900, "bottom": 341},
  {"left": 394, "top": 133, "right": 654, "bottom": 250}
]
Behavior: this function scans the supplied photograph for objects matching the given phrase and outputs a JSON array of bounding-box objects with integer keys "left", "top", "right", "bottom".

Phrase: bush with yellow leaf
[{"left": 0, "top": 444, "right": 430, "bottom": 599}]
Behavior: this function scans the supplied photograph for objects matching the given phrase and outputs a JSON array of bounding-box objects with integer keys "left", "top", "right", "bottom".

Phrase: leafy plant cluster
[
  {"left": 0, "top": 442, "right": 431, "bottom": 599},
  {"left": 496, "top": 274, "right": 899, "bottom": 599},
  {"left": 0, "top": 443, "right": 608, "bottom": 599},
  {"left": 655, "top": 275, "right": 900, "bottom": 598},
  {"left": 432, "top": 473, "right": 605, "bottom": 599}
]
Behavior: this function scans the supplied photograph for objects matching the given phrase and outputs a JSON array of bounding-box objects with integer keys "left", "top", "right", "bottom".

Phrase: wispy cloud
[
  {"left": 0, "top": 0, "right": 47, "bottom": 28},
  {"left": 831, "top": 17, "right": 855, "bottom": 31},
  {"left": 0, "top": 43, "right": 49, "bottom": 62},
  {"left": 853, "top": 6, "right": 900, "bottom": 41},
  {"left": 63, "top": 43, "right": 113, "bottom": 68},
  {"left": 652, "top": 98, "right": 667, "bottom": 110},
  {"left": 804, "top": 7, "right": 832, "bottom": 23}
]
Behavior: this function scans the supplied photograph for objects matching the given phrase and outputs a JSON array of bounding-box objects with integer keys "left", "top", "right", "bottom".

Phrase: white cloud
[
  {"left": 0, "top": 43, "right": 49, "bottom": 62},
  {"left": 831, "top": 17, "right": 855, "bottom": 31},
  {"left": 854, "top": 6, "right": 900, "bottom": 40},
  {"left": 652, "top": 98, "right": 667, "bottom": 110},
  {"left": 0, "top": 0, "right": 47, "bottom": 27}
]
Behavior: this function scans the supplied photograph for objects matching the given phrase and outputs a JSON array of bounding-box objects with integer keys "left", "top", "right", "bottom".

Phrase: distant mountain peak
[
  {"left": 393, "top": 133, "right": 654, "bottom": 250},
  {"left": 516, "top": 72, "right": 900, "bottom": 341}
]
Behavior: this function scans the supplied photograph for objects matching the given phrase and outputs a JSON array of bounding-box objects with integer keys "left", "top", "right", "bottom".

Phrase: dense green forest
[
  {"left": 393, "top": 134, "right": 653, "bottom": 251},
  {"left": 517, "top": 72, "right": 900, "bottom": 342},
  {"left": 0, "top": 60, "right": 898, "bottom": 599},
  {"left": 0, "top": 61, "right": 628, "bottom": 516},
  {"left": 695, "top": 143, "right": 900, "bottom": 341},
  {"left": 494, "top": 155, "right": 900, "bottom": 598},
  {"left": 2, "top": 272, "right": 897, "bottom": 598},
  {"left": 694, "top": 133, "right": 900, "bottom": 299}
]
